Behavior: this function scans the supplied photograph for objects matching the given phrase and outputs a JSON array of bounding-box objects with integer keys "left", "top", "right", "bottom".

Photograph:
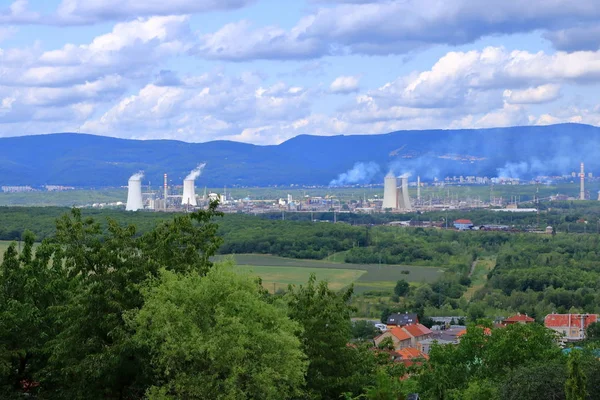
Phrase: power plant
[
  {"left": 382, "top": 172, "right": 412, "bottom": 211},
  {"left": 126, "top": 172, "right": 144, "bottom": 211},
  {"left": 181, "top": 164, "right": 205, "bottom": 206}
]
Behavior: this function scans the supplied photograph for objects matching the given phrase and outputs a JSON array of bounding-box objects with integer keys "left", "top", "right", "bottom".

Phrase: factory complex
[{"left": 117, "top": 161, "right": 597, "bottom": 215}]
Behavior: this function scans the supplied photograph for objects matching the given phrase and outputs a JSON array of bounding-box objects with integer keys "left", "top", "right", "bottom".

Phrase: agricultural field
[
  {"left": 235, "top": 265, "right": 365, "bottom": 293},
  {"left": 216, "top": 254, "right": 444, "bottom": 293}
]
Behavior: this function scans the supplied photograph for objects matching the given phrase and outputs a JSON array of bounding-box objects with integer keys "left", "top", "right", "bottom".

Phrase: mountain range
[{"left": 0, "top": 123, "right": 598, "bottom": 187}]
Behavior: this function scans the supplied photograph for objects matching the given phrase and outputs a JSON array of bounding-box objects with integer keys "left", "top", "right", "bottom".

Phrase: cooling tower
[
  {"left": 182, "top": 179, "right": 197, "bottom": 206},
  {"left": 383, "top": 173, "right": 398, "bottom": 209},
  {"left": 400, "top": 175, "right": 412, "bottom": 211},
  {"left": 126, "top": 173, "right": 144, "bottom": 211}
]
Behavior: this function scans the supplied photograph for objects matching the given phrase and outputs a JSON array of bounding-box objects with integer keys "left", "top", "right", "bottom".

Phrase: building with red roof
[
  {"left": 394, "top": 347, "right": 429, "bottom": 366},
  {"left": 544, "top": 314, "right": 598, "bottom": 341},
  {"left": 503, "top": 313, "right": 535, "bottom": 325},
  {"left": 374, "top": 324, "right": 432, "bottom": 350},
  {"left": 374, "top": 327, "right": 412, "bottom": 350},
  {"left": 453, "top": 219, "right": 474, "bottom": 230}
]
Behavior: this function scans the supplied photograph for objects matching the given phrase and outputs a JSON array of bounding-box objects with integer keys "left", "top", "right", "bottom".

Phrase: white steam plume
[
  {"left": 129, "top": 171, "right": 144, "bottom": 180},
  {"left": 185, "top": 163, "right": 206, "bottom": 181},
  {"left": 329, "top": 162, "right": 380, "bottom": 186}
]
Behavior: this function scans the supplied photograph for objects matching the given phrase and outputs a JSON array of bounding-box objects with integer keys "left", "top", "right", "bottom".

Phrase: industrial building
[{"left": 382, "top": 173, "right": 412, "bottom": 211}]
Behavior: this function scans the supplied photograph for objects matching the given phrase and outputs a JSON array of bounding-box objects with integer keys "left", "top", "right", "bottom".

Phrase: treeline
[
  {"left": 470, "top": 233, "right": 600, "bottom": 318},
  {"left": 0, "top": 205, "right": 407, "bottom": 399}
]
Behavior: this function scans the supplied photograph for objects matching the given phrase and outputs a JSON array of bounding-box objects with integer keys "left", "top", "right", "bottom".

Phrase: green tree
[
  {"left": 130, "top": 264, "right": 307, "bottom": 399},
  {"left": 0, "top": 232, "right": 65, "bottom": 397},
  {"left": 461, "top": 380, "right": 500, "bottom": 400},
  {"left": 586, "top": 322, "right": 600, "bottom": 341},
  {"left": 565, "top": 350, "right": 587, "bottom": 400},
  {"left": 42, "top": 205, "right": 223, "bottom": 398},
  {"left": 500, "top": 360, "right": 566, "bottom": 400},
  {"left": 286, "top": 276, "right": 375, "bottom": 399},
  {"left": 352, "top": 320, "right": 379, "bottom": 341},
  {"left": 394, "top": 280, "right": 410, "bottom": 297}
]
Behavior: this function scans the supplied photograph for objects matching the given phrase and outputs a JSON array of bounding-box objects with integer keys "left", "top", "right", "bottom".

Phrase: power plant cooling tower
[
  {"left": 182, "top": 179, "right": 197, "bottom": 206},
  {"left": 400, "top": 175, "right": 412, "bottom": 211},
  {"left": 181, "top": 163, "right": 206, "bottom": 206},
  {"left": 383, "top": 173, "right": 398, "bottom": 209},
  {"left": 126, "top": 172, "right": 144, "bottom": 211}
]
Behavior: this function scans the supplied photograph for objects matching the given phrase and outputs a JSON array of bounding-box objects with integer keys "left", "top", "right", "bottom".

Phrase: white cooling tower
[
  {"left": 182, "top": 179, "right": 197, "bottom": 206},
  {"left": 383, "top": 173, "right": 398, "bottom": 209},
  {"left": 126, "top": 173, "right": 144, "bottom": 211},
  {"left": 400, "top": 175, "right": 412, "bottom": 211}
]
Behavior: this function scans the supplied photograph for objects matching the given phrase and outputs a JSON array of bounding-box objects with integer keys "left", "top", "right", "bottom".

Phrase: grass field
[
  {"left": 216, "top": 254, "right": 444, "bottom": 293},
  {"left": 462, "top": 257, "right": 496, "bottom": 301},
  {"left": 235, "top": 265, "right": 365, "bottom": 293}
]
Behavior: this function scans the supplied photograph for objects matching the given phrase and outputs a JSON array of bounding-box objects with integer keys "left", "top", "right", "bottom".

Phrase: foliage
[
  {"left": 352, "top": 320, "right": 380, "bottom": 341},
  {"left": 286, "top": 276, "right": 377, "bottom": 399},
  {"left": 130, "top": 265, "right": 307, "bottom": 400},
  {"left": 394, "top": 280, "right": 410, "bottom": 297},
  {"left": 565, "top": 350, "right": 587, "bottom": 400}
]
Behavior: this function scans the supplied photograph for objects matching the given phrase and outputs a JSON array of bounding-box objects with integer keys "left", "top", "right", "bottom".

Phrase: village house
[
  {"left": 503, "top": 313, "right": 535, "bottom": 325},
  {"left": 374, "top": 323, "right": 432, "bottom": 350},
  {"left": 386, "top": 312, "right": 419, "bottom": 326},
  {"left": 544, "top": 313, "right": 598, "bottom": 341},
  {"left": 374, "top": 327, "right": 412, "bottom": 350}
]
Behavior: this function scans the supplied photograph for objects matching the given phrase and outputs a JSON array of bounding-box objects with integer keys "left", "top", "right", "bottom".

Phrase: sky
[{"left": 1, "top": 0, "right": 600, "bottom": 145}]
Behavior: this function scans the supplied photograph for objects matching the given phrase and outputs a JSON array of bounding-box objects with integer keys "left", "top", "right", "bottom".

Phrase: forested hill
[{"left": 1, "top": 123, "right": 599, "bottom": 187}]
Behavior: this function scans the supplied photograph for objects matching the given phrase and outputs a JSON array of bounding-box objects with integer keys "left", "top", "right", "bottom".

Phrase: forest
[
  {"left": 2, "top": 204, "right": 600, "bottom": 399},
  {"left": 3, "top": 206, "right": 600, "bottom": 321}
]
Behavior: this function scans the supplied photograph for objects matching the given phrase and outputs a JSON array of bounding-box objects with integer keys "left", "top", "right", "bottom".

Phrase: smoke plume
[
  {"left": 129, "top": 171, "right": 144, "bottom": 180},
  {"left": 329, "top": 162, "right": 380, "bottom": 186},
  {"left": 185, "top": 163, "right": 206, "bottom": 181}
]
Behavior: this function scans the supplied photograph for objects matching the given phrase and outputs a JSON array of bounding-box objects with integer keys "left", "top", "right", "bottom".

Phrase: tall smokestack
[
  {"left": 163, "top": 173, "right": 168, "bottom": 209},
  {"left": 182, "top": 164, "right": 206, "bottom": 207},
  {"left": 580, "top": 162, "right": 585, "bottom": 200},
  {"left": 383, "top": 173, "right": 398, "bottom": 210},
  {"left": 126, "top": 172, "right": 144, "bottom": 211},
  {"left": 417, "top": 176, "right": 421, "bottom": 201}
]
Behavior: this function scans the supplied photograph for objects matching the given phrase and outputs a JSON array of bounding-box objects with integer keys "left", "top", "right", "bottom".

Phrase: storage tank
[{"left": 126, "top": 172, "right": 144, "bottom": 211}]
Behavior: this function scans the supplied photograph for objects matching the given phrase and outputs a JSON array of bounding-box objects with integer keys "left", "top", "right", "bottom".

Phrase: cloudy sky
[{"left": 1, "top": 0, "right": 600, "bottom": 144}]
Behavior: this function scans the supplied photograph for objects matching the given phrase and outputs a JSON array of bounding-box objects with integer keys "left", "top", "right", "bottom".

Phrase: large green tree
[
  {"left": 565, "top": 350, "right": 587, "bottom": 400},
  {"left": 0, "top": 232, "right": 66, "bottom": 397},
  {"left": 286, "top": 276, "right": 377, "bottom": 399},
  {"left": 130, "top": 264, "right": 307, "bottom": 399}
]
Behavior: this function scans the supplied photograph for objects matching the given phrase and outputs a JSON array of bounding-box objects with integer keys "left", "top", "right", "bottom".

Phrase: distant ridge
[{"left": 1, "top": 123, "right": 599, "bottom": 187}]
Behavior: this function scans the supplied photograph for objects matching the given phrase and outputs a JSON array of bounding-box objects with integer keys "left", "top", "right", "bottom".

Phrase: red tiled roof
[
  {"left": 395, "top": 347, "right": 429, "bottom": 360},
  {"left": 389, "top": 327, "right": 412, "bottom": 341},
  {"left": 504, "top": 314, "right": 535, "bottom": 323},
  {"left": 454, "top": 219, "right": 473, "bottom": 224},
  {"left": 544, "top": 314, "right": 598, "bottom": 328},
  {"left": 403, "top": 323, "right": 432, "bottom": 338}
]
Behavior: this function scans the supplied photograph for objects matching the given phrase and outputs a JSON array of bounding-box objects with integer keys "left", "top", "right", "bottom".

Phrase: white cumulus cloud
[{"left": 330, "top": 76, "right": 360, "bottom": 93}]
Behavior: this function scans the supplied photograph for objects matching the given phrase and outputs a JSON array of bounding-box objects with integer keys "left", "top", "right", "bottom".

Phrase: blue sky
[{"left": 1, "top": 0, "right": 600, "bottom": 144}]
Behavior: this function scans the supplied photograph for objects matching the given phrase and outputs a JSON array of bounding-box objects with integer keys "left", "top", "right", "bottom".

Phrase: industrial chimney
[
  {"left": 383, "top": 173, "right": 398, "bottom": 209},
  {"left": 417, "top": 176, "right": 421, "bottom": 202},
  {"left": 580, "top": 162, "right": 585, "bottom": 200},
  {"left": 126, "top": 172, "right": 144, "bottom": 211},
  {"left": 182, "top": 163, "right": 206, "bottom": 207}
]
